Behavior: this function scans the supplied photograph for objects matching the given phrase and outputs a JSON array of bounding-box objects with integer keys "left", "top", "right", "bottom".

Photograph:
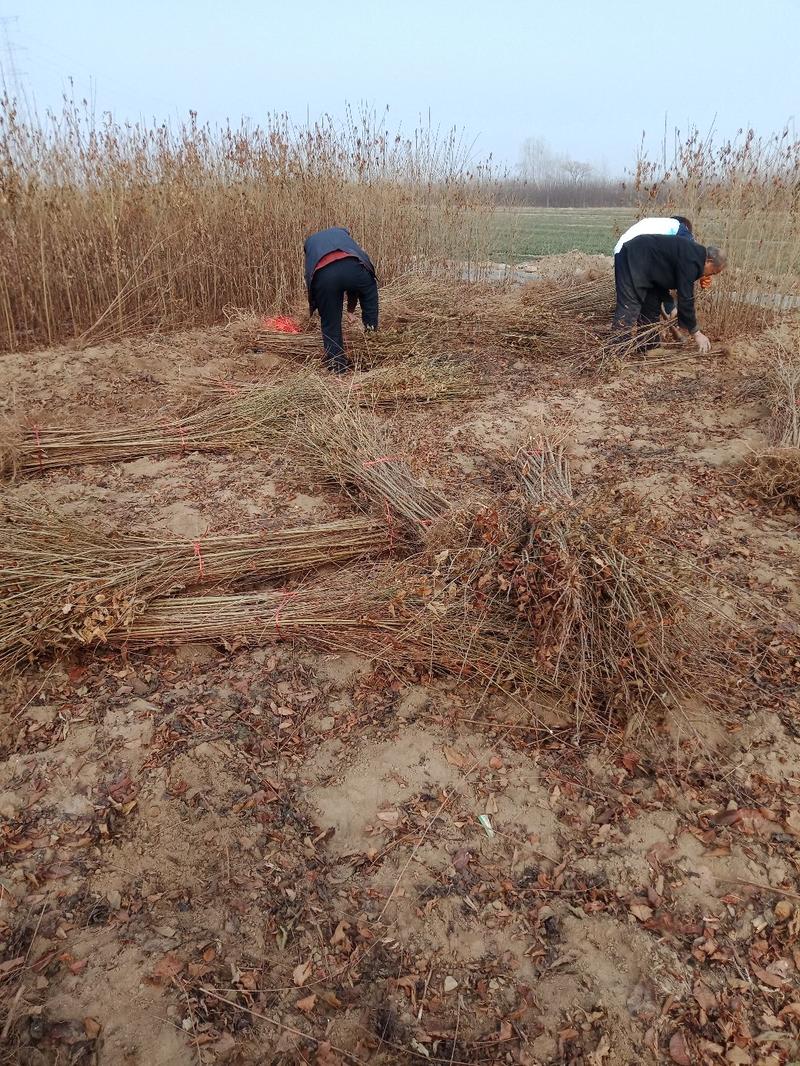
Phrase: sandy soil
[{"left": 1, "top": 302, "right": 800, "bottom": 1066}]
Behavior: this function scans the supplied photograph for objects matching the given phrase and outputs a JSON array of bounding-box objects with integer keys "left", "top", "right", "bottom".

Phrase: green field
[{"left": 489, "top": 206, "right": 638, "bottom": 261}]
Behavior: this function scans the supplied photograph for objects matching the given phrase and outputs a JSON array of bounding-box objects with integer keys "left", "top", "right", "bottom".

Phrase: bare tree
[
  {"left": 562, "top": 159, "right": 594, "bottom": 183},
  {"left": 507, "top": 138, "right": 625, "bottom": 205},
  {"left": 518, "top": 136, "right": 564, "bottom": 183}
]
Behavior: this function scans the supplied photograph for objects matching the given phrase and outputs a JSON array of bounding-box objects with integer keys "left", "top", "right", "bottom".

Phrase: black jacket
[
  {"left": 303, "top": 227, "right": 376, "bottom": 313},
  {"left": 624, "top": 234, "right": 708, "bottom": 333}
]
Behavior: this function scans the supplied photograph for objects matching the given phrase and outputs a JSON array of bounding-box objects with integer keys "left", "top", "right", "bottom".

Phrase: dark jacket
[
  {"left": 624, "top": 234, "right": 708, "bottom": 333},
  {"left": 303, "top": 227, "right": 376, "bottom": 313}
]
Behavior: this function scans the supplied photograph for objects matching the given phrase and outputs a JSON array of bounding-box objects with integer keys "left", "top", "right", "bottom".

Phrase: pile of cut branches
[
  {"left": 29, "top": 437, "right": 756, "bottom": 735},
  {"left": 113, "top": 566, "right": 399, "bottom": 649},
  {"left": 3, "top": 435, "right": 752, "bottom": 735},
  {"left": 186, "top": 356, "right": 473, "bottom": 408},
  {"left": 398, "top": 438, "right": 741, "bottom": 733},
  {"left": 240, "top": 276, "right": 602, "bottom": 365},
  {"left": 6, "top": 359, "right": 470, "bottom": 478},
  {"left": 0, "top": 501, "right": 387, "bottom": 671},
  {"left": 523, "top": 273, "right": 615, "bottom": 319},
  {"left": 299, "top": 386, "right": 451, "bottom": 533}
]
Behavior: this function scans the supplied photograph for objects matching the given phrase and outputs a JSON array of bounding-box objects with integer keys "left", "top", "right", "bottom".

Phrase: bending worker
[
  {"left": 303, "top": 226, "right": 379, "bottom": 373},
  {"left": 615, "top": 215, "right": 695, "bottom": 323},
  {"left": 612, "top": 234, "right": 725, "bottom": 354},
  {"left": 614, "top": 215, "right": 694, "bottom": 255}
]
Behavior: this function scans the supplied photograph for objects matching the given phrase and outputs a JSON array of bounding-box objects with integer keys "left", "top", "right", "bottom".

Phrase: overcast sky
[{"left": 3, "top": 0, "right": 798, "bottom": 175}]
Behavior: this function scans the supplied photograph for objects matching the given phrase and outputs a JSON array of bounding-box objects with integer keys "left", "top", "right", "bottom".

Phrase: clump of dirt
[{"left": 521, "top": 250, "right": 614, "bottom": 281}]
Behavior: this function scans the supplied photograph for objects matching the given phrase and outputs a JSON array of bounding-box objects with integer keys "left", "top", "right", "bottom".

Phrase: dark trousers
[
  {"left": 310, "top": 258, "right": 379, "bottom": 372},
  {"left": 612, "top": 247, "right": 662, "bottom": 349}
]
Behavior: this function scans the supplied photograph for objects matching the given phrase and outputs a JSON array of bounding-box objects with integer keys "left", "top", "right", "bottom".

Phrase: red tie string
[
  {"left": 31, "top": 423, "right": 44, "bottom": 473},
  {"left": 362, "top": 455, "right": 400, "bottom": 468},
  {"left": 192, "top": 540, "right": 205, "bottom": 581}
]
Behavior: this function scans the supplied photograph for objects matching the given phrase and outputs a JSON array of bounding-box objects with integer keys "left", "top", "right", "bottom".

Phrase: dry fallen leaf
[
  {"left": 443, "top": 747, "right": 466, "bottom": 768},
  {"left": 587, "top": 1034, "right": 611, "bottom": 1065},
  {"left": 152, "top": 952, "right": 184, "bottom": 981},
  {"left": 629, "top": 903, "right": 654, "bottom": 922},
  {"left": 213, "top": 1033, "right": 236, "bottom": 1056},
  {"left": 452, "top": 848, "right": 471, "bottom": 872},
  {"left": 330, "top": 920, "right": 350, "bottom": 946},
  {"left": 668, "top": 1031, "right": 691, "bottom": 1065},
  {"left": 376, "top": 809, "right": 400, "bottom": 824},
  {"left": 698, "top": 1040, "right": 725, "bottom": 1055},
  {"left": 752, "top": 963, "right": 787, "bottom": 989},
  {"left": 319, "top": 990, "right": 343, "bottom": 1009},
  {"left": 725, "top": 1048, "right": 752, "bottom": 1065},
  {"left": 293, "top": 959, "right": 313, "bottom": 987},
  {"left": 779, "top": 1001, "right": 800, "bottom": 1021},
  {"left": 296, "top": 993, "right": 317, "bottom": 1013},
  {"left": 83, "top": 1017, "right": 101, "bottom": 1039},
  {"left": 314, "top": 1041, "right": 344, "bottom": 1066},
  {"left": 693, "top": 980, "right": 717, "bottom": 1012}
]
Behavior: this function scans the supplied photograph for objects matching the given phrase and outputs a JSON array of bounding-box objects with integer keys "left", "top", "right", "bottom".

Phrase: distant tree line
[{"left": 492, "top": 136, "right": 631, "bottom": 207}]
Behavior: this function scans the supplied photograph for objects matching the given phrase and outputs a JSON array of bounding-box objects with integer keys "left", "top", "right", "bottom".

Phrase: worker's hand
[
  {"left": 699, "top": 275, "right": 713, "bottom": 290},
  {"left": 693, "top": 330, "right": 712, "bottom": 354}
]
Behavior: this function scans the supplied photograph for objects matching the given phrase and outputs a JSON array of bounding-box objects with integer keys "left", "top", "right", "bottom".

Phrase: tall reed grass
[
  {"left": 634, "top": 126, "right": 800, "bottom": 335},
  {"left": 0, "top": 98, "right": 493, "bottom": 350}
]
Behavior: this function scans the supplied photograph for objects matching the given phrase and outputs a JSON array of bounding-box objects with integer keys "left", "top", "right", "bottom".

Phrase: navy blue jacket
[
  {"left": 624, "top": 235, "right": 708, "bottom": 333},
  {"left": 303, "top": 227, "right": 376, "bottom": 312}
]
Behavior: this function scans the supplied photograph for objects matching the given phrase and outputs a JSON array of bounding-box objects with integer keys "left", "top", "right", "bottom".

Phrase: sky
[{"left": 2, "top": 0, "right": 799, "bottom": 175}]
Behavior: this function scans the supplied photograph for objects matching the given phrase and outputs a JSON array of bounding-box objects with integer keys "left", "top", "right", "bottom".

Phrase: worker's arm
[
  {"left": 675, "top": 265, "right": 698, "bottom": 334},
  {"left": 675, "top": 260, "right": 712, "bottom": 352},
  {"left": 358, "top": 277, "right": 379, "bottom": 331}
]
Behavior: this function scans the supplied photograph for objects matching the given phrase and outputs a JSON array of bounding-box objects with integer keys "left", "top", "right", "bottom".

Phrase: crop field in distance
[{"left": 490, "top": 205, "right": 638, "bottom": 261}]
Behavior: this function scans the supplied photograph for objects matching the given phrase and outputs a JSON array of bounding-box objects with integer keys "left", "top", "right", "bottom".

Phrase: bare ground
[{"left": 1, "top": 307, "right": 800, "bottom": 1066}]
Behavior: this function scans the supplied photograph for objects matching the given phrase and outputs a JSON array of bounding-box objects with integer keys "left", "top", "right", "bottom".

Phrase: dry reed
[
  {"left": 739, "top": 320, "right": 800, "bottom": 507},
  {"left": 763, "top": 325, "right": 800, "bottom": 449},
  {"left": 634, "top": 125, "right": 800, "bottom": 336},
  {"left": 0, "top": 98, "right": 494, "bottom": 351},
  {"left": 188, "top": 356, "right": 473, "bottom": 408},
  {"left": 0, "top": 502, "right": 387, "bottom": 671}
]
